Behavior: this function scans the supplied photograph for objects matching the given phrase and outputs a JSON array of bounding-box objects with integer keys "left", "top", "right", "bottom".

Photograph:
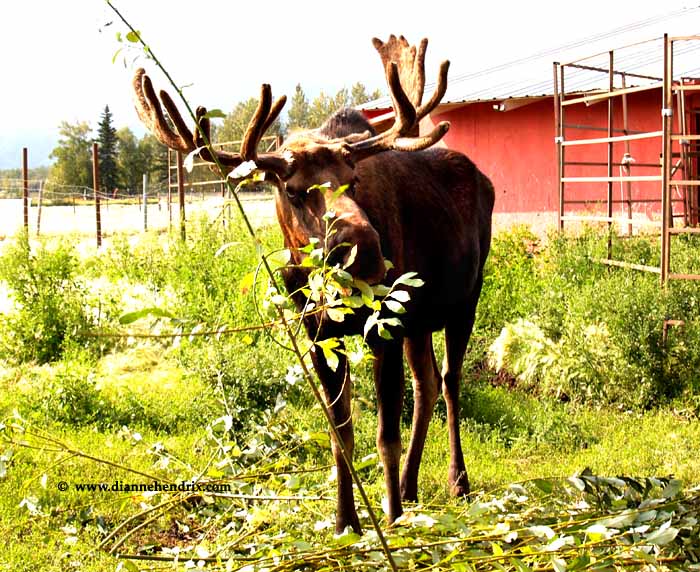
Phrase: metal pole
[
  {"left": 553, "top": 62, "right": 563, "bottom": 231},
  {"left": 92, "top": 142, "right": 102, "bottom": 248},
  {"left": 621, "top": 73, "right": 633, "bottom": 236},
  {"left": 661, "top": 34, "right": 673, "bottom": 285},
  {"left": 142, "top": 173, "right": 148, "bottom": 232},
  {"left": 607, "top": 51, "right": 615, "bottom": 258},
  {"left": 36, "top": 180, "right": 44, "bottom": 236},
  {"left": 177, "top": 150, "right": 186, "bottom": 241},
  {"left": 22, "top": 148, "right": 29, "bottom": 231},
  {"left": 559, "top": 65, "right": 567, "bottom": 231}
]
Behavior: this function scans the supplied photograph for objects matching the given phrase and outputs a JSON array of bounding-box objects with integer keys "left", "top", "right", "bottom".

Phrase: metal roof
[{"left": 358, "top": 7, "right": 700, "bottom": 111}]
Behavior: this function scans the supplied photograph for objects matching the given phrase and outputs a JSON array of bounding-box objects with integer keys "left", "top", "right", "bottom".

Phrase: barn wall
[{"left": 425, "top": 89, "right": 685, "bottom": 220}]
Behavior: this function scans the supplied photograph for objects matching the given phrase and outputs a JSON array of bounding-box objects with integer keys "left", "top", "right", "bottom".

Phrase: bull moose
[{"left": 132, "top": 35, "right": 494, "bottom": 533}]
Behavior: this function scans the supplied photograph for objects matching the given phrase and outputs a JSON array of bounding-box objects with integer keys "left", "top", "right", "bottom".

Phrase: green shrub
[
  {"left": 176, "top": 337, "right": 293, "bottom": 434},
  {"left": 0, "top": 232, "right": 109, "bottom": 364},
  {"left": 483, "top": 229, "right": 700, "bottom": 408}
]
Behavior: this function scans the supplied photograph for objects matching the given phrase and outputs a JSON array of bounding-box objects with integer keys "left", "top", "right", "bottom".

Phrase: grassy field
[{"left": 1, "top": 215, "right": 699, "bottom": 571}]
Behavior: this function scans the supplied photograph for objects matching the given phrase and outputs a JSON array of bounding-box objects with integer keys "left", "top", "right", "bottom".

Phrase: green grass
[
  {"left": 2, "top": 353, "right": 699, "bottom": 571},
  {"left": 1, "top": 220, "right": 700, "bottom": 570}
]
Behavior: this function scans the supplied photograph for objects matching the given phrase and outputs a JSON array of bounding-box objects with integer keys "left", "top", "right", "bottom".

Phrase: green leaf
[
  {"left": 389, "top": 289, "right": 411, "bottom": 303},
  {"left": 371, "top": 284, "right": 391, "bottom": 297},
  {"left": 215, "top": 242, "right": 242, "bottom": 257},
  {"left": 238, "top": 272, "right": 255, "bottom": 294},
  {"left": 111, "top": 48, "right": 123, "bottom": 65},
  {"left": 363, "top": 312, "right": 379, "bottom": 339},
  {"left": 331, "top": 184, "right": 349, "bottom": 201},
  {"left": 332, "top": 529, "right": 361, "bottom": 547},
  {"left": 385, "top": 300, "right": 406, "bottom": 314},
  {"left": 584, "top": 524, "right": 607, "bottom": 542},
  {"left": 304, "top": 431, "right": 331, "bottom": 449},
  {"left": 567, "top": 555, "right": 591, "bottom": 571},
  {"left": 342, "top": 244, "right": 358, "bottom": 270},
  {"left": 393, "top": 271, "right": 425, "bottom": 288},
  {"left": 125, "top": 30, "right": 141, "bottom": 43},
  {"left": 204, "top": 108, "right": 226, "bottom": 119},
  {"left": 645, "top": 525, "right": 678, "bottom": 546},
  {"left": 327, "top": 308, "right": 347, "bottom": 322},
  {"left": 184, "top": 147, "right": 204, "bottom": 173},
  {"left": 316, "top": 339, "right": 340, "bottom": 371},
  {"left": 284, "top": 475, "right": 301, "bottom": 490},
  {"left": 567, "top": 476, "right": 585, "bottom": 491},
  {"left": 342, "top": 296, "right": 364, "bottom": 309},
  {"left": 661, "top": 479, "right": 682, "bottom": 498},
  {"left": 533, "top": 478, "right": 554, "bottom": 494},
  {"left": 354, "top": 279, "right": 373, "bottom": 300},
  {"left": 355, "top": 453, "right": 378, "bottom": 471},
  {"left": 119, "top": 307, "right": 174, "bottom": 325},
  {"left": 116, "top": 561, "right": 139, "bottom": 572},
  {"left": 267, "top": 249, "right": 291, "bottom": 268},
  {"left": 377, "top": 323, "right": 393, "bottom": 340}
]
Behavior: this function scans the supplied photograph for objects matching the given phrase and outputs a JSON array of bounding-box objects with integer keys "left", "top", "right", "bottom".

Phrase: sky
[{"left": 1, "top": 0, "right": 699, "bottom": 169}]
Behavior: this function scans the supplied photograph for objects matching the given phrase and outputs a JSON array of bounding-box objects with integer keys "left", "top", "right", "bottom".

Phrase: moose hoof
[{"left": 449, "top": 471, "right": 470, "bottom": 497}]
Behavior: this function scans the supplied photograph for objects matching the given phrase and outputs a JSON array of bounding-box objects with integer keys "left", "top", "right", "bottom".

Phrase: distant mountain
[{"left": 0, "top": 128, "right": 58, "bottom": 169}]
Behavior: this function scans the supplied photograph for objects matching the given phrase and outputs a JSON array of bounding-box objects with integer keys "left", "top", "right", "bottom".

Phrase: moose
[{"left": 133, "top": 35, "right": 494, "bottom": 533}]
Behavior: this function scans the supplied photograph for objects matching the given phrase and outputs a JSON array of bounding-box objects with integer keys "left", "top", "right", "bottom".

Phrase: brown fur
[
  {"left": 131, "top": 35, "right": 493, "bottom": 535},
  {"left": 275, "top": 135, "right": 495, "bottom": 533}
]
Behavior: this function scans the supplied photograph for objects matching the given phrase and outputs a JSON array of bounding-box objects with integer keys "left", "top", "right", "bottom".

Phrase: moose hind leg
[
  {"left": 311, "top": 346, "right": 361, "bottom": 534},
  {"left": 400, "top": 333, "right": 441, "bottom": 502},
  {"left": 372, "top": 341, "right": 406, "bottom": 523},
  {"left": 442, "top": 289, "right": 481, "bottom": 498}
]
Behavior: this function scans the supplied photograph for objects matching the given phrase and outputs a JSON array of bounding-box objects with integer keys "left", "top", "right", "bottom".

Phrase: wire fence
[{"left": 0, "top": 180, "right": 277, "bottom": 238}]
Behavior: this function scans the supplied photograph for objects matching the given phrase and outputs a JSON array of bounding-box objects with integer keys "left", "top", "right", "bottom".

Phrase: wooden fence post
[
  {"left": 177, "top": 151, "right": 186, "bottom": 241},
  {"left": 36, "top": 181, "right": 44, "bottom": 236},
  {"left": 92, "top": 143, "right": 102, "bottom": 247},
  {"left": 142, "top": 173, "right": 148, "bottom": 232},
  {"left": 22, "top": 148, "right": 29, "bottom": 231}
]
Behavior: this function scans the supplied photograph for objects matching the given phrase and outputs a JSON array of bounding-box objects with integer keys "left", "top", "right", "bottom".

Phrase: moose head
[{"left": 133, "top": 35, "right": 494, "bottom": 534}]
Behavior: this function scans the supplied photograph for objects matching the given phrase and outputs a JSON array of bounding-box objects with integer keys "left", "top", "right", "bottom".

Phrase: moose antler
[
  {"left": 132, "top": 69, "right": 290, "bottom": 176},
  {"left": 346, "top": 35, "right": 450, "bottom": 161}
]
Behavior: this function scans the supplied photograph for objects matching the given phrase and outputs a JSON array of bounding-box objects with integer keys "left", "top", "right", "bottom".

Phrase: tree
[
  {"left": 217, "top": 97, "right": 283, "bottom": 149},
  {"left": 49, "top": 121, "right": 93, "bottom": 188},
  {"left": 305, "top": 83, "right": 381, "bottom": 129},
  {"left": 97, "top": 105, "right": 119, "bottom": 195},
  {"left": 140, "top": 133, "right": 169, "bottom": 189},
  {"left": 116, "top": 127, "right": 144, "bottom": 194},
  {"left": 286, "top": 84, "right": 310, "bottom": 132},
  {"left": 351, "top": 82, "right": 382, "bottom": 106},
  {"left": 307, "top": 91, "right": 335, "bottom": 128}
]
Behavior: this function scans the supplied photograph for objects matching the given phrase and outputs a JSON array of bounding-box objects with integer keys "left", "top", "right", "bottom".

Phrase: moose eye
[{"left": 283, "top": 185, "right": 300, "bottom": 200}]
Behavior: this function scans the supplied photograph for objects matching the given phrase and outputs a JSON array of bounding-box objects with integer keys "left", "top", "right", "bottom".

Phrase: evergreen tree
[
  {"left": 307, "top": 90, "right": 335, "bottom": 128},
  {"left": 97, "top": 105, "right": 119, "bottom": 194},
  {"left": 140, "top": 133, "right": 169, "bottom": 189},
  {"left": 286, "top": 84, "right": 310, "bottom": 132},
  {"left": 350, "top": 82, "right": 382, "bottom": 106}
]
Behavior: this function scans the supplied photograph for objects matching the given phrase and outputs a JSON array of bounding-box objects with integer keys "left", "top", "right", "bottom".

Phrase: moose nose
[{"left": 328, "top": 224, "right": 385, "bottom": 285}]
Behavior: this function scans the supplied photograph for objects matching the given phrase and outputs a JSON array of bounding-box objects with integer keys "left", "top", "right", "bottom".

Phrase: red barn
[{"left": 361, "top": 34, "right": 700, "bottom": 234}]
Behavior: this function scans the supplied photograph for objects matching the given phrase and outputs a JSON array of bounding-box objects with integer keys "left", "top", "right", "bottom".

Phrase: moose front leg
[
  {"left": 371, "top": 340, "right": 406, "bottom": 523},
  {"left": 310, "top": 344, "right": 361, "bottom": 534}
]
